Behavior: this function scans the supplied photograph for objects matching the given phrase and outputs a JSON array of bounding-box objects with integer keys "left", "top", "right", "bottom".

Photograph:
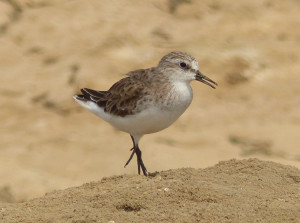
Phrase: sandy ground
[
  {"left": 0, "top": 159, "right": 299, "bottom": 222},
  {"left": 0, "top": 0, "right": 299, "bottom": 219}
]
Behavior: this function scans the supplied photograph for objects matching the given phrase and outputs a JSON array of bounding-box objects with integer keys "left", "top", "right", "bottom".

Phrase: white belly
[
  {"left": 109, "top": 106, "right": 187, "bottom": 135},
  {"left": 79, "top": 101, "right": 188, "bottom": 135}
]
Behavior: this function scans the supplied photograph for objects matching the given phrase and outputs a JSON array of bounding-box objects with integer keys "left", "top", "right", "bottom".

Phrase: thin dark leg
[
  {"left": 124, "top": 147, "right": 135, "bottom": 167},
  {"left": 124, "top": 135, "right": 148, "bottom": 176},
  {"left": 124, "top": 136, "right": 135, "bottom": 168},
  {"left": 135, "top": 146, "right": 148, "bottom": 176}
]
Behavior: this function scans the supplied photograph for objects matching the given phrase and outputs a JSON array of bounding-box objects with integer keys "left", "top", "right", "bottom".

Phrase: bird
[{"left": 73, "top": 51, "right": 217, "bottom": 176}]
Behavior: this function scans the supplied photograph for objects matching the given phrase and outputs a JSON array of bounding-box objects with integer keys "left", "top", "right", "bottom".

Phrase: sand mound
[
  {"left": 1, "top": 0, "right": 300, "bottom": 203},
  {"left": 1, "top": 159, "right": 299, "bottom": 223}
]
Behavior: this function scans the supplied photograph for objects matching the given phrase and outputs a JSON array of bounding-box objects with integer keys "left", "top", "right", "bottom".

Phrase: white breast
[{"left": 168, "top": 81, "right": 194, "bottom": 110}]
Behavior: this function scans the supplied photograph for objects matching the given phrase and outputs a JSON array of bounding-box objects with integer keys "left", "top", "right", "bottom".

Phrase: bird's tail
[{"left": 74, "top": 88, "right": 107, "bottom": 102}]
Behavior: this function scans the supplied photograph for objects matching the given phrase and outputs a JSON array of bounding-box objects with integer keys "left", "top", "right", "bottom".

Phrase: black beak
[{"left": 196, "top": 71, "right": 218, "bottom": 89}]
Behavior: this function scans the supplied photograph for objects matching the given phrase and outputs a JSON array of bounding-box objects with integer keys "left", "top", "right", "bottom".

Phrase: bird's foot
[
  {"left": 124, "top": 147, "right": 135, "bottom": 168},
  {"left": 124, "top": 146, "right": 148, "bottom": 176},
  {"left": 135, "top": 147, "right": 148, "bottom": 176}
]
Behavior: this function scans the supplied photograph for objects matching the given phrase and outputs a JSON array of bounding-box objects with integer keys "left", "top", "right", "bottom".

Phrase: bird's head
[{"left": 158, "top": 51, "right": 217, "bottom": 89}]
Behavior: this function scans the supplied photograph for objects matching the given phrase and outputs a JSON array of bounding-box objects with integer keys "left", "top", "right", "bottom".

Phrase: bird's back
[{"left": 74, "top": 68, "right": 159, "bottom": 117}]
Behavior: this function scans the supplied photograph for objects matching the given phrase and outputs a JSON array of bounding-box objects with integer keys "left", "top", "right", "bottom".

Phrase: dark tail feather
[
  {"left": 74, "top": 88, "right": 109, "bottom": 105},
  {"left": 73, "top": 94, "right": 88, "bottom": 102},
  {"left": 81, "top": 88, "right": 107, "bottom": 99}
]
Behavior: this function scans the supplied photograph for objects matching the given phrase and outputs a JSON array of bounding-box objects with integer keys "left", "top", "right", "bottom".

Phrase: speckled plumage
[
  {"left": 78, "top": 68, "right": 172, "bottom": 117},
  {"left": 73, "top": 51, "right": 217, "bottom": 176}
]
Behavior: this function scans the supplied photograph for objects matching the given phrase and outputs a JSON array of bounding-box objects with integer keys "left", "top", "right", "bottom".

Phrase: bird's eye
[{"left": 180, "top": 62, "right": 187, "bottom": 68}]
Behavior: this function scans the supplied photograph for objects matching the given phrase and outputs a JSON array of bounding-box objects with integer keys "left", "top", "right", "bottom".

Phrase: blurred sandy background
[{"left": 0, "top": 0, "right": 299, "bottom": 202}]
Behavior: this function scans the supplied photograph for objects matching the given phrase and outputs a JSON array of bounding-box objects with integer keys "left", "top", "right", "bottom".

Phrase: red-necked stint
[{"left": 73, "top": 51, "right": 217, "bottom": 176}]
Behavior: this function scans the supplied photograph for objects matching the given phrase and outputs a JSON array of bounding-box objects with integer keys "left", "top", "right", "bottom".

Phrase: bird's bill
[{"left": 196, "top": 71, "right": 218, "bottom": 89}]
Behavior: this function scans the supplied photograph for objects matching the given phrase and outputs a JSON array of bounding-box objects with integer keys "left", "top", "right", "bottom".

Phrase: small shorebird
[{"left": 73, "top": 51, "right": 217, "bottom": 176}]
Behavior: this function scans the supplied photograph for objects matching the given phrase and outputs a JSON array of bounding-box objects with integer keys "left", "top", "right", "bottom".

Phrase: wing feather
[{"left": 79, "top": 76, "right": 147, "bottom": 117}]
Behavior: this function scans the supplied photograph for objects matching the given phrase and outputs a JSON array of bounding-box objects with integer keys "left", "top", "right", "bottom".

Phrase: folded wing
[{"left": 76, "top": 77, "right": 146, "bottom": 117}]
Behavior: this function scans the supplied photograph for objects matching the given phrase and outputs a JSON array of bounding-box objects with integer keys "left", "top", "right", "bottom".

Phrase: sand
[{"left": 1, "top": 159, "right": 300, "bottom": 222}]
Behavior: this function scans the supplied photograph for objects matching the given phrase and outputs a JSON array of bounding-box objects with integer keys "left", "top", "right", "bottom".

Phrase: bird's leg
[
  {"left": 124, "top": 135, "right": 148, "bottom": 176},
  {"left": 135, "top": 145, "right": 148, "bottom": 176},
  {"left": 124, "top": 136, "right": 136, "bottom": 168},
  {"left": 124, "top": 147, "right": 135, "bottom": 168}
]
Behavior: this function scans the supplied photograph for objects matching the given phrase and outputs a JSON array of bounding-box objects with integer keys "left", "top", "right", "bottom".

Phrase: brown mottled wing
[{"left": 81, "top": 76, "right": 145, "bottom": 117}]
